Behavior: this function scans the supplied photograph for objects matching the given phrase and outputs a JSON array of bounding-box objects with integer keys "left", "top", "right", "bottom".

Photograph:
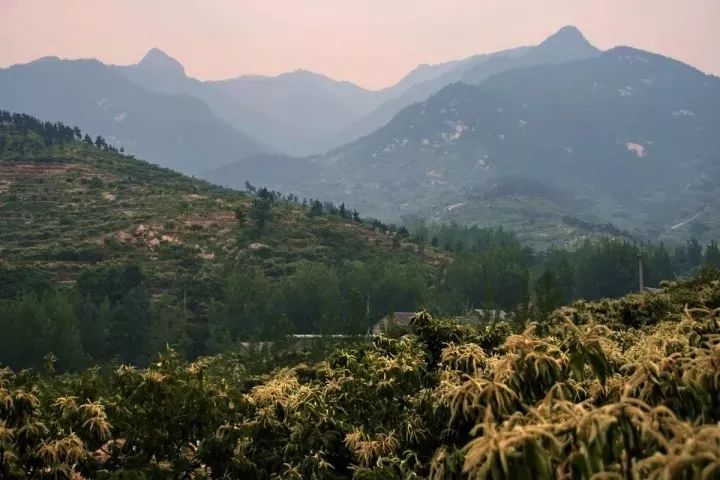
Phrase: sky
[{"left": 1, "top": 0, "right": 718, "bottom": 90}]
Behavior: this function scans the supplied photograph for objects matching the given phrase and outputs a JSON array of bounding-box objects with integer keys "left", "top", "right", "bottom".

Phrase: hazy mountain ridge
[
  {"left": 213, "top": 44, "right": 720, "bottom": 247},
  {"left": 1, "top": 26, "right": 600, "bottom": 166},
  {"left": 326, "top": 25, "right": 599, "bottom": 150},
  {"left": 5, "top": 25, "right": 720, "bottom": 248},
  {"left": 209, "top": 69, "right": 385, "bottom": 154},
  {"left": 116, "top": 49, "right": 291, "bottom": 152},
  {"left": 0, "top": 56, "right": 267, "bottom": 174}
]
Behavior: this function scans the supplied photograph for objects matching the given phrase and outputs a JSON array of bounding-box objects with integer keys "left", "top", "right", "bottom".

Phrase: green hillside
[
  {"left": 2, "top": 111, "right": 718, "bottom": 374},
  {"left": 0, "top": 112, "right": 453, "bottom": 369},
  {"left": 0, "top": 130, "right": 442, "bottom": 289}
]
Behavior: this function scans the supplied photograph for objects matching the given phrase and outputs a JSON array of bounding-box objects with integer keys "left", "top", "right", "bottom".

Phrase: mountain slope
[
  {"left": 0, "top": 57, "right": 267, "bottom": 174},
  {"left": 219, "top": 46, "right": 720, "bottom": 247},
  {"left": 118, "top": 49, "right": 296, "bottom": 155},
  {"left": 0, "top": 111, "right": 447, "bottom": 288},
  {"left": 0, "top": 110, "right": 464, "bottom": 369},
  {"left": 380, "top": 58, "right": 469, "bottom": 99},
  {"left": 121, "top": 48, "right": 387, "bottom": 156},
  {"left": 211, "top": 70, "right": 384, "bottom": 154},
  {"left": 326, "top": 47, "right": 529, "bottom": 150},
  {"left": 460, "top": 25, "right": 600, "bottom": 84},
  {"left": 327, "top": 25, "right": 598, "bottom": 150}
]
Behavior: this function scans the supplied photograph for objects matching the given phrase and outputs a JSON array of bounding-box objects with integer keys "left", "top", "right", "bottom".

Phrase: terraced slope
[{"left": 0, "top": 136, "right": 445, "bottom": 291}]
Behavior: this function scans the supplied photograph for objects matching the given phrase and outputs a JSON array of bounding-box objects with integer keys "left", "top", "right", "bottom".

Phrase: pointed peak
[
  {"left": 137, "top": 48, "right": 185, "bottom": 76},
  {"left": 555, "top": 25, "right": 585, "bottom": 36},
  {"left": 540, "top": 25, "right": 593, "bottom": 49}
]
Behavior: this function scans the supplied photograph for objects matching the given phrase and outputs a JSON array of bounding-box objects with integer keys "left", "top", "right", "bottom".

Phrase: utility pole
[{"left": 637, "top": 254, "right": 644, "bottom": 292}]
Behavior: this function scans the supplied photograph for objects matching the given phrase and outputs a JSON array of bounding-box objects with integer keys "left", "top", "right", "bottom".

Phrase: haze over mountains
[
  {"left": 208, "top": 27, "right": 720, "bottom": 246},
  {"left": 0, "top": 26, "right": 601, "bottom": 163},
  {"left": 0, "top": 56, "right": 268, "bottom": 174},
  {"left": 2, "top": 25, "right": 719, "bottom": 246}
]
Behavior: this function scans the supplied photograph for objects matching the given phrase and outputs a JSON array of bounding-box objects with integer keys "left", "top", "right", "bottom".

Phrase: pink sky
[{"left": 1, "top": 0, "right": 718, "bottom": 90}]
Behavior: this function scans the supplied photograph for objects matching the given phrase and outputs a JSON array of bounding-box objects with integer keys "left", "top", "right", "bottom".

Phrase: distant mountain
[
  {"left": 120, "top": 26, "right": 601, "bottom": 156},
  {"left": 460, "top": 25, "right": 600, "bottom": 84},
  {"left": 117, "top": 49, "right": 299, "bottom": 154},
  {"left": 0, "top": 57, "right": 267, "bottom": 174},
  {"left": 210, "top": 153, "right": 319, "bottom": 190},
  {"left": 0, "top": 26, "right": 605, "bottom": 165},
  {"left": 134, "top": 47, "right": 187, "bottom": 81},
  {"left": 327, "top": 26, "right": 599, "bottom": 150},
  {"left": 210, "top": 70, "right": 385, "bottom": 155},
  {"left": 214, "top": 45, "right": 720, "bottom": 247},
  {"left": 373, "top": 58, "right": 467, "bottom": 100}
]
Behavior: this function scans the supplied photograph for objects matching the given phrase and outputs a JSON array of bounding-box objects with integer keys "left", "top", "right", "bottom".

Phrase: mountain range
[
  {"left": 0, "top": 26, "right": 602, "bottom": 165},
  {"left": 209, "top": 30, "right": 720, "bottom": 247},
  {"left": 2, "top": 25, "right": 719, "bottom": 246},
  {"left": 0, "top": 56, "right": 267, "bottom": 174}
]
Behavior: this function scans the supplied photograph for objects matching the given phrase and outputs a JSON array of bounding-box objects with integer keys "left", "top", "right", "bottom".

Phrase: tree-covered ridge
[
  {"left": 3, "top": 111, "right": 720, "bottom": 375},
  {"left": 0, "top": 110, "right": 123, "bottom": 158},
  {"left": 0, "top": 271, "right": 718, "bottom": 478},
  {"left": 0, "top": 112, "right": 453, "bottom": 367}
]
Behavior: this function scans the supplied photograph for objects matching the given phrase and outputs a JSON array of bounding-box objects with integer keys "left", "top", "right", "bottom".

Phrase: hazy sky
[{"left": 1, "top": 0, "right": 718, "bottom": 89}]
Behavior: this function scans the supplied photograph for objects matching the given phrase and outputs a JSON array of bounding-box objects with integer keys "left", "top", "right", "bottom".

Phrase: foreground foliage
[{"left": 0, "top": 274, "right": 719, "bottom": 478}]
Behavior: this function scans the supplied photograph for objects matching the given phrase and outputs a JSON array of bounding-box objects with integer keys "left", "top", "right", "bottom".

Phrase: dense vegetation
[
  {"left": 2, "top": 112, "right": 720, "bottom": 372},
  {"left": 0, "top": 111, "right": 122, "bottom": 158},
  {"left": 0, "top": 268, "right": 718, "bottom": 478},
  {"left": 0, "top": 111, "right": 445, "bottom": 369},
  {"left": 4, "top": 221, "right": 717, "bottom": 371}
]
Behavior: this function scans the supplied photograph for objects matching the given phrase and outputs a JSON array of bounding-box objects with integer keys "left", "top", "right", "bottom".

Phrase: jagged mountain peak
[
  {"left": 137, "top": 48, "right": 186, "bottom": 76},
  {"left": 539, "top": 25, "right": 596, "bottom": 52}
]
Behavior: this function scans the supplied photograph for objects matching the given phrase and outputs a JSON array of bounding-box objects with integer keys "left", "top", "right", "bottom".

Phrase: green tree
[
  {"left": 77, "top": 296, "right": 112, "bottom": 361},
  {"left": 209, "top": 267, "right": 278, "bottom": 339},
  {"left": 147, "top": 297, "right": 188, "bottom": 357},
  {"left": 0, "top": 291, "right": 84, "bottom": 371},
  {"left": 535, "top": 268, "right": 564, "bottom": 315},
  {"left": 249, "top": 196, "right": 273, "bottom": 231},
  {"left": 107, "top": 285, "right": 151, "bottom": 363},
  {"left": 704, "top": 240, "right": 720, "bottom": 268},
  {"left": 573, "top": 239, "right": 637, "bottom": 299},
  {"left": 77, "top": 264, "right": 145, "bottom": 305},
  {"left": 308, "top": 199, "right": 324, "bottom": 217},
  {"left": 282, "top": 262, "right": 342, "bottom": 333},
  {"left": 368, "top": 259, "right": 429, "bottom": 320},
  {"left": 44, "top": 291, "right": 86, "bottom": 371},
  {"left": 644, "top": 243, "right": 674, "bottom": 287},
  {"left": 687, "top": 238, "right": 703, "bottom": 270}
]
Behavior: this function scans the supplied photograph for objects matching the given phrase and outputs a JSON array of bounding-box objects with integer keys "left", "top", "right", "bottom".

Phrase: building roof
[
  {"left": 388, "top": 312, "right": 415, "bottom": 323},
  {"left": 643, "top": 287, "right": 664, "bottom": 294},
  {"left": 371, "top": 312, "right": 416, "bottom": 335}
]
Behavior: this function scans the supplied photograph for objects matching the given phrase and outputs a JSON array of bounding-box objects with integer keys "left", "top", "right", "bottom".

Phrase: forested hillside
[
  {"left": 0, "top": 111, "right": 446, "bottom": 369},
  {"left": 2, "top": 112, "right": 719, "bottom": 374}
]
